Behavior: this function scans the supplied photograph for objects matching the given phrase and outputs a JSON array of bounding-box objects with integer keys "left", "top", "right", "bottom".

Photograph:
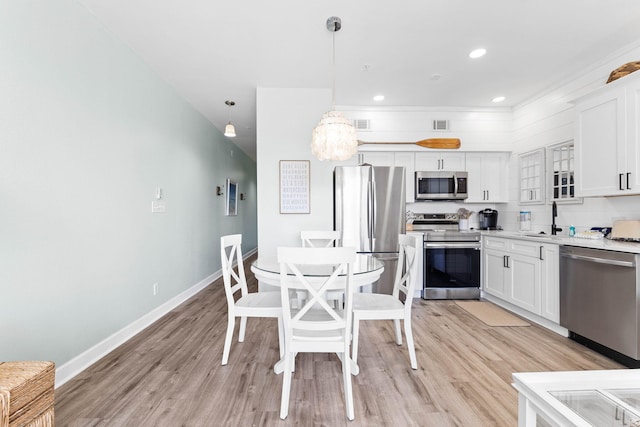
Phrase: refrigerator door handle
[
  {"left": 366, "top": 179, "right": 373, "bottom": 251},
  {"left": 371, "top": 179, "right": 377, "bottom": 249}
]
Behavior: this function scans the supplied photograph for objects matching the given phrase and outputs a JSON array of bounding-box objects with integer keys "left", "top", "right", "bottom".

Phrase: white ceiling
[{"left": 78, "top": 0, "right": 640, "bottom": 160}]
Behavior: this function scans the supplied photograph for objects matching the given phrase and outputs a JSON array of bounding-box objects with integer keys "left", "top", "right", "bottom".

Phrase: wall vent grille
[
  {"left": 354, "top": 119, "right": 371, "bottom": 130},
  {"left": 433, "top": 119, "right": 450, "bottom": 131}
]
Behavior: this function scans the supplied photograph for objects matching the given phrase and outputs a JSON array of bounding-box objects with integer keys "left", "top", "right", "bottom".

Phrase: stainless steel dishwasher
[{"left": 560, "top": 245, "right": 640, "bottom": 366}]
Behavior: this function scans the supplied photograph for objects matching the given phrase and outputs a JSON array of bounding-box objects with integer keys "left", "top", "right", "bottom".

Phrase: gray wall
[{"left": 0, "top": 1, "right": 257, "bottom": 368}]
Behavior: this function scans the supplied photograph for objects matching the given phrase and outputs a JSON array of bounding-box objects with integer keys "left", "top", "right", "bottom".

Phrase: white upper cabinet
[
  {"left": 414, "top": 152, "right": 465, "bottom": 171},
  {"left": 359, "top": 151, "right": 395, "bottom": 166},
  {"left": 519, "top": 149, "right": 545, "bottom": 204},
  {"left": 574, "top": 71, "right": 640, "bottom": 197},
  {"left": 465, "top": 152, "right": 509, "bottom": 203}
]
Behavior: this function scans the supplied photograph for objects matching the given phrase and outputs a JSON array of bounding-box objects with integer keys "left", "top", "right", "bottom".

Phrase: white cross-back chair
[
  {"left": 277, "top": 246, "right": 356, "bottom": 421},
  {"left": 299, "top": 230, "right": 343, "bottom": 308},
  {"left": 220, "top": 234, "right": 283, "bottom": 366},
  {"left": 352, "top": 234, "right": 420, "bottom": 370},
  {"left": 300, "top": 230, "right": 341, "bottom": 248}
]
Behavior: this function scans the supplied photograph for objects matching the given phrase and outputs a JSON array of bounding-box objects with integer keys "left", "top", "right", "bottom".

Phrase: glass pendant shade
[
  {"left": 224, "top": 122, "right": 236, "bottom": 137},
  {"left": 311, "top": 110, "right": 358, "bottom": 161}
]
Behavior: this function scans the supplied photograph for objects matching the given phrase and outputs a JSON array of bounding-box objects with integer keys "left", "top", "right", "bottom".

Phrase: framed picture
[
  {"left": 226, "top": 179, "right": 238, "bottom": 216},
  {"left": 279, "top": 160, "right": 310, "bottom": 214}
]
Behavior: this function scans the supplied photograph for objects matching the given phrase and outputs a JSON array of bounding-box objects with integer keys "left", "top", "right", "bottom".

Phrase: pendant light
[
  {"left": 224, "top": 100, "right": 237, "bottom": 137},
  {"left": 310, "top": 17, "right": 358, "bottom": 161}
]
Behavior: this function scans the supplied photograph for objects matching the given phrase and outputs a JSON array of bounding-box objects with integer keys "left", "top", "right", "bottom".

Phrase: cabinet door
[
  {"left": 483, "top": 248, "right": 508, "bottom": 299},
  {"left": 466, "top": 152, "right": 508, "bottom": 203},
  {"left": 625, "top": 77, "right": 640, "bottom": 193},
  {"left": 394, "top": 152, "right": 415, "bottom": 203},
  {"left": 414, "top": 152, "right": 441, "bottom": 170},
  {"left": 440, "top": 152, "right": 466, "bottom": 171},
  {"left": 509, "top": 252, "right": 541, "bottom": 314},
  {"left": 519, "top": 149, "right": 545, "bottom": 204},
  {"left": 575, "top": 86, "right": 625, "bottom": 197},
  {"left": 540, "top": 244, "right": 559, "bottom": 322},
  {"left": 360, "top": 151, "right": 395, "bottom": 166},
  {"left": 415, "top": 152, "right": 465, "bottom": 171}
]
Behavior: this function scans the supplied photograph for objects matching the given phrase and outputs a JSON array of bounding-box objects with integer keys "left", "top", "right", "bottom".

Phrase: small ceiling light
[
  {"left": 373, "top": 95, "right": 385, "bottom": 101},
  {"left": 492, "top": 96, "right": 506, "bottom": 103},
  {"left": 469, "top": 48, "right": 487, "bottom": 59},
  {"left": 311, "top": 17, "right": 358, "bottom": 161},
  {"left": 224, "top": 100, "right": 236, "bottom": 137}
]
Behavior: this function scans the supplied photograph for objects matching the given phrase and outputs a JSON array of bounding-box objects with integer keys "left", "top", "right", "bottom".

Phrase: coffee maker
[{"left": 478, "top": 208, "right": 499, "bottom": 230}]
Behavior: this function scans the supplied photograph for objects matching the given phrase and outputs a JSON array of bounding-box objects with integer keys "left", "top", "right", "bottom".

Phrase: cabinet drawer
[
  {"left": 483, "top": 236, "right": 508, "bottom": 250},
  {"left": 508, "top": 240, "right": 541, "bottom": 257}
]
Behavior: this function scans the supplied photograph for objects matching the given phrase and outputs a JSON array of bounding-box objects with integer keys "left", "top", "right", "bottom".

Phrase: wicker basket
[{"left": 0, "top": 362, "right": 55, "bottom": 427}]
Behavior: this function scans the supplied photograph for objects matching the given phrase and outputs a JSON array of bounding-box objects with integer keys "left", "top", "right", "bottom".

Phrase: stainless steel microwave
[{"left": 415, "top": 171, "right": 468, "bottom": 200}]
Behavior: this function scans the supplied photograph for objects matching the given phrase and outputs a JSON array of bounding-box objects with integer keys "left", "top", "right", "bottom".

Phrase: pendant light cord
[{"left": 331, "top": 30, "right": 336, "bottom": 108}]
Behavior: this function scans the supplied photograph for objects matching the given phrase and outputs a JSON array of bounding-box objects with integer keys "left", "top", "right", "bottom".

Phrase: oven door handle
[{"left": 424, "top": 242, "right": 481, "bottom": 249}]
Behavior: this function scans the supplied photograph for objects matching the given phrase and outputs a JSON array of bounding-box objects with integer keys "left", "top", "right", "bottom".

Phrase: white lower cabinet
[{"left": 482, "top": 236, "right": 559, "bottom": 323}]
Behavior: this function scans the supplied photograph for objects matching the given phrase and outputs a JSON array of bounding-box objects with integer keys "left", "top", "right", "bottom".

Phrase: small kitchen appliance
[
  {"left": 414, "top": 171, "right": 468, "bottom": 201},
  {"left": 478, "top": 208, "right": 499, "bottom": 230}
]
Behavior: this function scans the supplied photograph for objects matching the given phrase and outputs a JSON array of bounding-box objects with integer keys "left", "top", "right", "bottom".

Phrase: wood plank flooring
[{"left": 55, "top": 253, "right": 623, "bottom": 426}]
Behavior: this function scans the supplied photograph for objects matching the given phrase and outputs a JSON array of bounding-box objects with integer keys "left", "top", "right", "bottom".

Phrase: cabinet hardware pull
[
  {"left": 627, "top": 172, "right": 631, "bottom": 190},
  {"left": 620, "top": 173, "right": 625, "bottom": 191},
  {"left": 539, "top": 246, "right": 544, "bottom": 260},
  {"left": 503, "top": 255, "right": 510, "bottom": 268}
]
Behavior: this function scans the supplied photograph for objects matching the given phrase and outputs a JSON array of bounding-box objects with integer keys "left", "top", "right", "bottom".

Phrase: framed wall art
[
  {"left": 226, "top": 179, "right": 238, "bottom": 216},
  {"left": 279, "top": 160, "right": 310, "bottom": 214}
]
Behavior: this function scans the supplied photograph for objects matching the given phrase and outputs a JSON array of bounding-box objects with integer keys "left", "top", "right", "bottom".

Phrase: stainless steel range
[{"left": 412, "top": 213, "right": 481, "bottom": 300}]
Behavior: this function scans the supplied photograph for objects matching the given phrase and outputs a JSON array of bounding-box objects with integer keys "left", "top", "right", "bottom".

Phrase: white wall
[
  {"left": 256, "top": 88, "right": 356, "bottom": 258},
  {"left": 0, "top": 0, "right": 257, "bottom": 375}
]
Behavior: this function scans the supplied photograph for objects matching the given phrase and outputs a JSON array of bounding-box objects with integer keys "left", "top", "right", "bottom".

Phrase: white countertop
[{"left": 481, "top": 230, "right": 640, "bottom": 254}]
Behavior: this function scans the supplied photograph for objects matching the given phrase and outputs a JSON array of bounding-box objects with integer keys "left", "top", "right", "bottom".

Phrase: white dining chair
[
  {"left": 220, "top": 234, "right": 283, "bottom": 366},
  {"left": 299, "top": 230, "right": 343, "bottom": 308},
  {"left": 300, "top": 230, "right": 341, "bottom": 248},
  {"left": 352, "top": 234, "right": 420, "bottom": 370},
  {"left": 277, "top": 246, "right": 356, "bottom": 421}
]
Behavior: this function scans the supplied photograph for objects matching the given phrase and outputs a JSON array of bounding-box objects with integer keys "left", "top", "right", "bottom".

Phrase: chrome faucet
[{"left": 551, "top": 201, "right": 563, "bottom": 235}]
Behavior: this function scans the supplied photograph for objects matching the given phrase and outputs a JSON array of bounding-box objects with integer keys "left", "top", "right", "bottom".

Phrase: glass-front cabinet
[
  {"left": 520, "top": 148, "right": 545, "bottom": 204},
  {"left": 548, "top": 140, "right": 579, "bottom": 203}
]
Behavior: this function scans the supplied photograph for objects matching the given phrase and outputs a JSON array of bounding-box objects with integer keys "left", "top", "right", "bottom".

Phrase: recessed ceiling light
[
  {"left": 492, "top": 96, "right": 506, "bottom": 103},
  {"left": 469, "top": 48, "right": 487, "bottom": 59},
  {"left": 373, "top": 95, "right": 384, "bottom": 101}
]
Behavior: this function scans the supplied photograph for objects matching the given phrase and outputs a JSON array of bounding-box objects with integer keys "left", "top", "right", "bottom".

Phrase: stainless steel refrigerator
[{"left": 334, "top": 165, "right": 406, "bottom": 294}]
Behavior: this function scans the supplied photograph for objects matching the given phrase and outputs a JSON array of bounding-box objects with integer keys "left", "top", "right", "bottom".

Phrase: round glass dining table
[
  {"left": 250, "top": 253, "right": 384, "bottom": 289},
  {"left": 250, "top": 253, "right": 384, "bottom": 376}
]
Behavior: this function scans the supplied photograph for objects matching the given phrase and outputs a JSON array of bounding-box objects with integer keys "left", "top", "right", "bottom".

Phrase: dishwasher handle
[{"left": 560, "top": 252, "right": 635, "bottom": 268}]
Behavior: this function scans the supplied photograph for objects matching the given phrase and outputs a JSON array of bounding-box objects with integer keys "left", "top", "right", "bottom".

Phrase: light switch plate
[{"left": 151, "top": 201, "right": 166, "bottom": 213}]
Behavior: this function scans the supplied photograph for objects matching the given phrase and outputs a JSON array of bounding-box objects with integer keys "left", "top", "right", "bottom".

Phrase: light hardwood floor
[{"left": 56, "top": 253, "right": 622, "bottom": 426}]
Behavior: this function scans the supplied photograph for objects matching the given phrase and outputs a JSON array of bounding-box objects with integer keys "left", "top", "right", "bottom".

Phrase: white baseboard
[{"left": 55, "top": 247, "right": 256, "bottom": 388}]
